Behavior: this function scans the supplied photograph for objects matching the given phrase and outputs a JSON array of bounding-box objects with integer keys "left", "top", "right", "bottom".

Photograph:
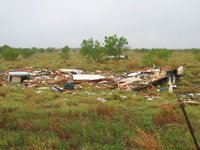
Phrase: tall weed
[{"left": 131, "top": 128, "right": 162, "bottom": 150}]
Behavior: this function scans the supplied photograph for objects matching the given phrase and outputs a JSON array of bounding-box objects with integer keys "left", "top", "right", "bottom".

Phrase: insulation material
[{"left": 73, "top": 74, "right": 105, "bottom": 81}]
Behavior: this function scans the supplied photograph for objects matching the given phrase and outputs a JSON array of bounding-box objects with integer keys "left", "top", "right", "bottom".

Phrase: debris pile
[{"left": 0, "top": 65, "right": 184, "bottom": 90}]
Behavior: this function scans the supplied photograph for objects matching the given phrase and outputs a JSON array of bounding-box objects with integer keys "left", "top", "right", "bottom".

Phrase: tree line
[
  {"left": 0, "top": 34, "right": 129, "bottom": 62},
  {"left": 1, "top": 34, "right": 199, "bottom": 66},
  {"left": 0, "top": 45, "right": 64, "bottom": 60}
]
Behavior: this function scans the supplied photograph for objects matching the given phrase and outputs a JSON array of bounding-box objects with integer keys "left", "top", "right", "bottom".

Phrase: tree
[
  {"left": 192, "top": 48, "right": 200, "bottom": 54},
  {"left": 0, "top": 45, "right": 10, "bottom": 54},
  {"left": 61, "top": 45, "right": 70, "bottom": 54},
  {"left": 80, "top": 38, "right": 104, "bottom": 63},
  {"left": 46, "top": 47, "right": 55, "bottom": 53},
  {"left": 59, "top": 45, "right": 70, "bottom": 60},
  {"left": 20, "top": 48, "right": 37, "bottom": 58},
  {"left": 38, "top": 48, "right": 45, "bottom": 53},
  {"left": 31, "top": 47, "right": 38, "bottom": 52},
  {"left": 104, "top": 34, "right": 129, "bottom": 61},
  {"left": 142, "top": 48, "right": 173, "bottom": 66},
  {"left": 2, "top": 48, "right": 20, "bottom": 60}
]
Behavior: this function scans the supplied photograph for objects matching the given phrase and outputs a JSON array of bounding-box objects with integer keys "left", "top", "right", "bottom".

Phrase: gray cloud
[{"left": 0, "top": 0, "right": 200, "bottom": 49}]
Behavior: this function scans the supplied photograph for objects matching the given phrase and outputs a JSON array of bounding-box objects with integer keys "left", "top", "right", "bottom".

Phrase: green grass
[{"left": 0, "top": 50, "right": 200, "bottom": 149}]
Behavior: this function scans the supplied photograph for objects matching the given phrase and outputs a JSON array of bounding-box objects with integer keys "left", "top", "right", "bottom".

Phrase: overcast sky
[{"left": 0, "top": 0, "right": 199, "bottom": 49}]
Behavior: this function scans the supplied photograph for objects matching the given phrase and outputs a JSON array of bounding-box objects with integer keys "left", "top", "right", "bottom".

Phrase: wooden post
[
  {"left": 117, "top": 81, "right": 120, "bottom": 90},
  {"left": 176, "top": 93, "right": 200, "bottom": 150}
]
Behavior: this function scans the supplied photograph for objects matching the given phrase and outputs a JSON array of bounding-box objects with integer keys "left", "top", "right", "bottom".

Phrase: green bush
[
  {"left": 192, "top": 48, "right": 200, "bottom": 54},
  {"left": 46, "top": 47, "right": 55, "bottom": 53},
  {"left": 20, "top": 48, "right": 37, "bottom": 58},
  {"left": 2, "top": 48, "right": 20, "bottom": 60},
  {"left": 38, "top": 48, "right": 45, "bottom": 53},
  {"left": 143, "top": 48, "right": 173, "bottom": 66},
  {"left": 194, "top": 50, "right": 200, "bottom": 62},
  {"left": 59, "top": 46, "right": 70, "bottom": 60}
]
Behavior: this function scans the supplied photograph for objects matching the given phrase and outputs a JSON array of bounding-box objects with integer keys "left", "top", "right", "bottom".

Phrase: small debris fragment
[{"left": 97, "top": 97, "right": 106, "bottom": 102}]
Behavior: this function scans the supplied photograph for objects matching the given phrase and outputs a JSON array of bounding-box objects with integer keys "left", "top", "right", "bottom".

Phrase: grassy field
[{"left": 0, "top": 50, "right": 200, "bottom": 149}]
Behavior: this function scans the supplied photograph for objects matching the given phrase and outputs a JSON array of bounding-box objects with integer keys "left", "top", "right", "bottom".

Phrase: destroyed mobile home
[{"left": 2, "top": 65, "right": 183, "bottom": 90}]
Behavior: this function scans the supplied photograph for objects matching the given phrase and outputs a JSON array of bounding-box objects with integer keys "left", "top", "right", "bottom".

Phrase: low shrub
[
  {"left": 191, "top": 69, "right": 199, "bottom": 75},
  {"left": 153, "top": 104, "right": 184, "bottom": 126},
  {"left": 96, "top": 103, "right": 115, "bottom": 116},
  {"left": 170, "top": 62, "right": 181, "bottom": 70},
  {"left": 125, "top": 61, "right": 139, "bottom": 70}
]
